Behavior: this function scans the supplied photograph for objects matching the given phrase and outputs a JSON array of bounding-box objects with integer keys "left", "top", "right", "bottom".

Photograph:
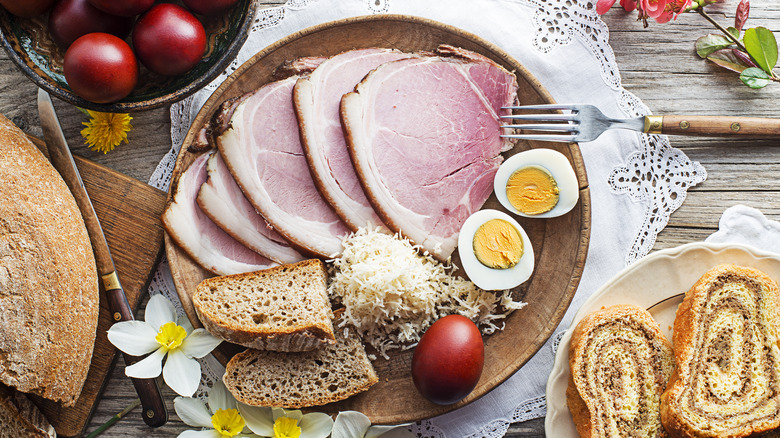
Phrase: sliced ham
[
  {"left": 197, "top": 152, "right": 305, "bottom": 265},
  {"left": 294, "top": 48, "right": 411, "bottom": 231},
  {"left": 162, "top": 151, "right": 276, "bottom": 276},
  {"left": 217, "top": 76, "right": 350, "bottom": 258},
  {"left": 341, "top": 47, "right": 518, "bottom": 260}
]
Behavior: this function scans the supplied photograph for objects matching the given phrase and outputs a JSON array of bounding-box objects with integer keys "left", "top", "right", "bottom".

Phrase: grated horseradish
[{"left": 328, "top": 227, "right": 527, "bottom": 359}]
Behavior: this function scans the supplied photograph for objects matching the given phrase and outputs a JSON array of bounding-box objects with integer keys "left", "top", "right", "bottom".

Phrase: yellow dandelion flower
[{"left": 80, "top": 110, "right": 132, "bottom": 154}]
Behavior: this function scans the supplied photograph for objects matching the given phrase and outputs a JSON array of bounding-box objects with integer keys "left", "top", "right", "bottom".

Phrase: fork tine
[
  {"left": 501, "top": 123, "right": 575, "bottom": 132},
  {"left": 502, "top": 104, "right": 577, "bottom": 111},
  {"left": 500, "top": 113, "right": 577, "bottom": 122},
  {"left": 500, "top": 133, "right": 577, "bottom": 143}
]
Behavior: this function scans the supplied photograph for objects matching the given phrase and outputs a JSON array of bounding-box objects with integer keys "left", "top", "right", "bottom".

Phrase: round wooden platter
[{"left": 164, "top": 14, "right": 590, "bottom": 425}]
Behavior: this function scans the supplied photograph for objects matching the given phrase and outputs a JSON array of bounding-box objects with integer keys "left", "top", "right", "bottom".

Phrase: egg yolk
[
  {"left": 506, "top": 165, "right": 559, "bottom": 215},
  {"left": 472, "top": 219, "right": 524, "bottom": 269}
]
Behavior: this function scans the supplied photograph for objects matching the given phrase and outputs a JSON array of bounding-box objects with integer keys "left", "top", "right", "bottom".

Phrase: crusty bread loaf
[
  {"left": 0, "top": 113, "right": 98, "bottom": 407},
  {"left": 193, "top": 259, "right": 335, "bottom": 351},
  {"left": 660, "top": 264, "right": 780, "bottom": 438},
  {"left": 567, "top": 304, "right": 675, "bottom": 438},
  {"left": 0, "top": 384, "right": 55, "bottom": 438},
  {"left": 223, "top": 321, "right": 377, "bottom": 408}
]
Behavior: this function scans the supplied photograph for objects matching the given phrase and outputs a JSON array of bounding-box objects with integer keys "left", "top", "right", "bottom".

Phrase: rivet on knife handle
[
  {"left": 104, "top": 274, "right": 169, "bottom": 428},
  {"left": 37, "top": 89, "right": 169, "bottom": 428}
]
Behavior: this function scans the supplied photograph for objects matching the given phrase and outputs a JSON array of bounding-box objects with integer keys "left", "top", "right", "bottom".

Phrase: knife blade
[{"left": 37, "top": 89, "right": 168, "bottom": 428}]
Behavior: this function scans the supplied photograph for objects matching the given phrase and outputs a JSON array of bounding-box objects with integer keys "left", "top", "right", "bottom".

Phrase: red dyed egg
[
  {"left": 411, "top": 314, "right": 484, "bottom": 405},
  {"left": 132, "top": 4, "right": 206, "bottom": 76},
  {"left": 49, "top": 0, "right": 133, "bottom": 50},
  {"left": 64, "top": 33, "right": 138, "bottom": 103},
  {"left": 86, "top": 0, "right": 154, "bottom": 17}
]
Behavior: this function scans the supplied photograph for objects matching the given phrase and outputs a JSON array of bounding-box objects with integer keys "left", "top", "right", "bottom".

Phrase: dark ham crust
[
  {"left": 272, "top": 56, "right": 329, "bottom": 80},
  {"left": 188, "top": 56, "right": 327, "bottom": 154}
]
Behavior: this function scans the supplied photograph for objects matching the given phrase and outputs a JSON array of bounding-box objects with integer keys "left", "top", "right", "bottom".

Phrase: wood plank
[{"left": 25, "top": 136, "right": 168, "bottom": 437}]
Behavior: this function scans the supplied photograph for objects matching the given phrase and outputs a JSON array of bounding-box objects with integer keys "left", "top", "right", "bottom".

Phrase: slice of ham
[
  {"left": 217, "top": 76, "right": 351, "bottom": 258},
  {"left": 341, "top": 47, "right": 518, "bottom": 261},
  {"left": 162, "top": 151, "right": 276, "bottom": 275},
  {"left": 294, "top": 48, "right": 411, "bottom": 231},
  {"left": 197, "top": 151, "right": 305, "bottom": 265}
]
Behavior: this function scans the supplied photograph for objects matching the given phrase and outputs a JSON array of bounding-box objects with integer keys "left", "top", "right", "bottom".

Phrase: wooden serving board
[
  {"left": 26, "top": 136, "right": 167, "bottom": 438},
  {"left": 165, "top": 15, "right": 591, "bottom": 425}
]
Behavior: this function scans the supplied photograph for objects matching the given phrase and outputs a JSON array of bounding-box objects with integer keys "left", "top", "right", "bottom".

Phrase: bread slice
[
  {"left": 193, "top": 259, "right": 335, "bottom": 352},
  {"left": 567, "top": 304, "right": 675, "bottom": 438},
  {"left": 223, "top": 321, "right": 377, "bottom": 408},
  {"left": 660, "top": 264, "right": 780, "bottom": 438},
  {"left": 0, "top": 113, "right": 98, "bottom": 406},
  {"left": 0, "top": 385, "right": 55, "bottom": 438}
]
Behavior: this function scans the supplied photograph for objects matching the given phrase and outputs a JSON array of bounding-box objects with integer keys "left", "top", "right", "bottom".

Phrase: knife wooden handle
[
  {"left": 105, "top": 284, "right": 169, "bottom": 428},
  {"left": 656, "top": 115, "right": 780, "bottom": 136}
]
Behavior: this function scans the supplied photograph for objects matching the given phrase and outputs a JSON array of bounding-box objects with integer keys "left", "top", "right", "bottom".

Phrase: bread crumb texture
[
  {"left": 0, "top": 114, "right": 98, "bottom": 407},
  {"left": 194, "top": 259, "right": 335, "bottom": 351},
  {"left": 223, "top": 324, "right": 377, "bottom": 408}
]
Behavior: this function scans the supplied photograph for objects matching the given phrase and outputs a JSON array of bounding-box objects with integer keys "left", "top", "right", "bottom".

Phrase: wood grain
[
  {"left": 164, "top": 14, "right": 590, "bottom": 425},
  {"left": 659, "top": 115, "right": 780, "bottom": 136},
  {"left": 0, "top": 0, "right": 775, "bottom": 437},
  {"left": 25, "top": 136, "right": 167, "bottom": 437}
]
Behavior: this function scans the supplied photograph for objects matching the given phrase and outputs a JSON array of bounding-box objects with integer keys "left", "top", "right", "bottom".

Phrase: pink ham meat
[
  {"left": 341, "top": 47, "right": 518, "bottom": 260},
  {"left": 217, "top": 76, "right": 351, "bottom": 258},
  {"left": 294, "top": 48, "right": 411, "bottom": 231},
  {"left": 197, "top": 152, "right": 305, "bottom": 265},
  {"left": 162, "top": 151, "right": 276, "bottom": 275}
]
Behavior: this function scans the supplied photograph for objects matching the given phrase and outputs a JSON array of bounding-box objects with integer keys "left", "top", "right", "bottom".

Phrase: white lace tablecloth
[{"left": 146, "top": 0, "right": 707, "bottom": 436}]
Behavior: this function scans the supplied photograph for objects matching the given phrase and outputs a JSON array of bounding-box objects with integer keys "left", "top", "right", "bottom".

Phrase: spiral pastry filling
[
  {"left": 663, "top": 267, "right": 780, "bottom": 436},
  {"left": 569, "top": 305, "right": 675, "bottom": 438}
]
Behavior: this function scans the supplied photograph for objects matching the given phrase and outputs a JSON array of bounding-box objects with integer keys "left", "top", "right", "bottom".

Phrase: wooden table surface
[{"left": 1, "top": 1, "right": 778, "bottom": 437}]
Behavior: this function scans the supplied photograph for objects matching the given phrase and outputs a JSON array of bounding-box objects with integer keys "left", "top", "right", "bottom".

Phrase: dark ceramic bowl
[{"left": 0, "top": 0, "right": 256, "bottom": 112}]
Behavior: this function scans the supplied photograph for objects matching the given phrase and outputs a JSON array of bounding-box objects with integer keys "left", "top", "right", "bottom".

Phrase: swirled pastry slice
[
  {"left": 660, "top": 264, "right": 780, "bottom": 438},
  {"left": 568, "top": 304, "right": 675, "bottom": 438}
]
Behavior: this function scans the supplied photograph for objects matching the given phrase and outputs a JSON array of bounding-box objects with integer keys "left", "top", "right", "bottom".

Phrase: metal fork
[{"left": 501, "top": 103, "right": 780, "bottom": 143}]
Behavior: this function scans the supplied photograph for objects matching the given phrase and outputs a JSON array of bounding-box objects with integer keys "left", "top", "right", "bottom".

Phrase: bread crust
[
  {"left": 660, "top": 264, "right": 780, "bottom": 438},
  {"left": 194, "top": 259, "right": 335, "bottom": 352},
  {"left": 0, "top": 114, "right": 98, "bottom": 407},
  {"left": 0, "top": 384, "right": 55, "bottom": 438},
  {"left": 223, "top": 322, "right": 377, "bottom": 408},
  {"left": 568, "top": 304, "right": 673, "bottom": 438}
]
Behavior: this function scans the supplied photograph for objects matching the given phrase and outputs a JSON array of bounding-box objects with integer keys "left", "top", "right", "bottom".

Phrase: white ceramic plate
[{"left": 545, "top": 242, "right": 780, "bottom": 437}]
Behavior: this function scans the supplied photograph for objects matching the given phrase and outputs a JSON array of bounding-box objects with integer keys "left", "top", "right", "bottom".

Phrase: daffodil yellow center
[
  {"left": 154, "top": 322, "right": 186, "bottom": 351},
  {"left": 273, "top": 416, "right": 302, "bottom": 438},
  {"left": 211, "top": 408, "right": 245, "bottom": 438}
]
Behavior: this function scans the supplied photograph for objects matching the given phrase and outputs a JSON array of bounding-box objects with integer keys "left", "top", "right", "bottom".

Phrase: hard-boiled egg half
[
  {"left": 457, "top": 209, "right": 534, "bottom": 290},
  {"left": 494, "top": 149, "right": 579, "bottom": 218}
]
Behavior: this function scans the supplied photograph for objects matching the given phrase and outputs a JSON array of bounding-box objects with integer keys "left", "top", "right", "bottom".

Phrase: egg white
[
  {"left": 457, "top": 210, "right": 534, "bottom": 291},
  {"left": 494, "top": 149, "right": 579, "bottom": 218}
]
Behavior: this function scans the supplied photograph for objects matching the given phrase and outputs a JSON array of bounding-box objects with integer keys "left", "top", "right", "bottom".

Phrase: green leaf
[
  {"left": 743, "top": 27, "right": 778, "bottom": 74},
  {"left": 727, "top": 26, "right": 741, "bottom": 40},
  {"left": 695, "top": 34, "right": 734, "bottom": 58},
  {"left": 708, "top": 49, "right": 751, "bottom": 73},
  {"left": 740, "top": 67, "right": 772, "bottom": 88}
]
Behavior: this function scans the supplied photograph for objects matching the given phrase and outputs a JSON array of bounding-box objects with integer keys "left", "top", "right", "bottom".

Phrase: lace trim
[
  {"left": 151, "top": 0, "right": 707, "bottom": 434},
  {"left": 608, "top": 133, "right": 707, "bottom": 265}
]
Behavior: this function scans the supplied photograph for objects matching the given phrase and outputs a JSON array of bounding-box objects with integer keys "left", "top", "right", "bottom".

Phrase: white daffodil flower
[
  {"left": 238, "top": 404, "right": 333, "bottom": 438},
  {"left": 331, "top": 411, "right": 414, "bottom": 438},
  {"left": 107, "top": 294, "right": 222, "bottom": 397},
  {"left": 174, "top": 380, "right": 258, "bottom": 438}
]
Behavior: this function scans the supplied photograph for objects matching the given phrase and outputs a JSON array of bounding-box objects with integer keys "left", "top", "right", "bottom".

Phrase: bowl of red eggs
[{"left": 0, "top": 0, "right": 256, "bottom": 112}]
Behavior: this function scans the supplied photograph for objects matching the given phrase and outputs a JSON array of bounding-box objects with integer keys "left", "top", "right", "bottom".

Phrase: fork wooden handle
[{"left": 646, "top": 115, "right": 780, "bottom": 136}]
